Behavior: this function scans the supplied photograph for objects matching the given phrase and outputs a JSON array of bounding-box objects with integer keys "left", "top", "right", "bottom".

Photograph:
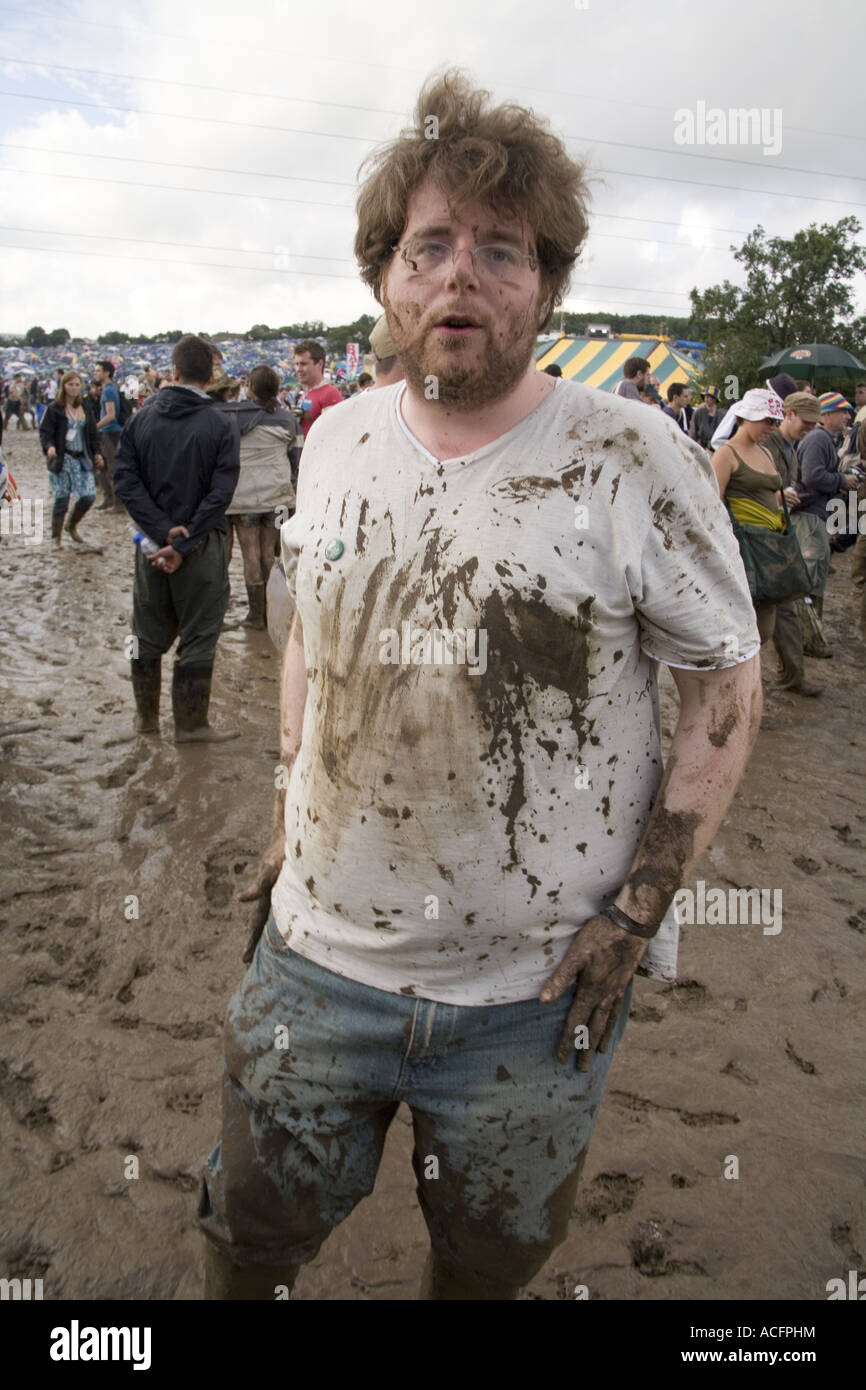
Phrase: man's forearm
[
  {"left": 274, "top": 609, "right": 307, "bottom": 832},
  {"left": 614, "top": 655, "right": 763, "bottom": 929}
]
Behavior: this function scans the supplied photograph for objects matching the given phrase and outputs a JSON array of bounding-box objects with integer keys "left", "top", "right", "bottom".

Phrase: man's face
[
  {"left": 855, "top": 384, "right": 866, "bottom": 407},
  {"left": 93, "top": 365, "right": 104, "bottom": 386},
  {"left": 784, "top": 410, "right": 813, "bottom": 441},
  {"left": 705, "top": 393, "right": 717, "bottom": 410},
  {"left": 381, "top": 178, "right": 547, "bottom": 408},
  {"left": 295, "top": 353, "right": 323, "bottom": 389},
  {"left": 672, "top": 389, "right": 688, "bottom": 411},
  {"left": 822, "top": 410, "right": 847, "bottom": 433},
  {"left": 633, "top": 369, "right": 648, "bottom": 390}
]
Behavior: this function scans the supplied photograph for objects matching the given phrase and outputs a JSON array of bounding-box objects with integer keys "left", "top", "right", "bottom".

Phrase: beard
[{"left": 381, "top": 287, "right": 542, "bottom": 410}]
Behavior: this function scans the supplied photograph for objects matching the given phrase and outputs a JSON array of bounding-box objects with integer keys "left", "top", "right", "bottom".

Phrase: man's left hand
[
  {"left": 149, "top": 545, "right": 183, "bottom": 574},
  {"left": 540, "top": 914, "right": 649, "bottom": 1071}
]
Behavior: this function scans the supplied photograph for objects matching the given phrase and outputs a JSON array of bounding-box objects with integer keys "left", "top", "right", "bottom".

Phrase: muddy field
[{"left": 1, "top": 426, "right": 864, "bottom": 1301}]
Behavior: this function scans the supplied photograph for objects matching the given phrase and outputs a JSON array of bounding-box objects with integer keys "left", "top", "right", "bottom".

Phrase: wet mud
[{"left": 1, "top": 428, "right": 865, "bottom": 1299}]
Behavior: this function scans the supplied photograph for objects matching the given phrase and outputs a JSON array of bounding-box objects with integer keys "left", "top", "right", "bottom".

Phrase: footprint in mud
[
  {"left": 629, "top": 1000, "right": 665, "bottom": 1024},
  {"left": 792, "top": 855, "right": 821, "bottom": 875},
  {"left": 660, "top": 979, "right": 708, "bottom": 1008},
  {"left": 611, "top": 1091, "right": 740, "bottom": 1127},
  {"left": 810, "top": 979, "right": 848, "bottom": 1004},
  {"left": 629, "top": 1217, "right": 707, "bottom": 1278},
  {"left": 204, "top": 872, "right": 231, "bottom": 908},
  {"left": 720, "top": 1058, "right": 758, "bottom": 1086},
  {"left": 165, "top": 1089, "right": 203, "bottom": 1115},
  {"left": 831, "top": 1223, "right": 864, "bottom": 1267},
  {"left": 115, "top": 959, "right": 153, "bottom": 1004},
  {"left": 0, "top": 1059, "right": 56, "bottom": 1129},
  {"left": 96, "top": 750, "right": 145, "bottom": 789},
  {"left": 64, "top": 951, "right": 104, "bottom": 993},
  {"left": 575, "top": 1172, "right": 643, "bottom": 1224},
  {"left": 785, "top": 1039, "right": 817, "bottom": 1075}
]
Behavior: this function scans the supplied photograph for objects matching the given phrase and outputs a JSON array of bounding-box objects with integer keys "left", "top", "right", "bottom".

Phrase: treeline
[
  {"left": 549, "top": 312, "right": 694, "bottom": 339},
  {"left": 1, "top": 315, "right": 380, "bottom": 353}
]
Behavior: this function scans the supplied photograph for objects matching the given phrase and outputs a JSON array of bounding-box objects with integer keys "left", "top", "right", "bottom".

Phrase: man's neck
[
  {"left": 779, "top": 423, "right": 798, "bottom": 445},
  {"left": 399, "top": 364, "right": 555, "bottom": 460},
  {"left": 307, "top": 377, "right": 326, "bottom": 392}
]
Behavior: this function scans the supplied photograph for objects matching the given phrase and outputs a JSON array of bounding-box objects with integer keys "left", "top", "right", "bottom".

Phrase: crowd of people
[{"left": 603, "top": 356, "right": 866, "bottom": 691}]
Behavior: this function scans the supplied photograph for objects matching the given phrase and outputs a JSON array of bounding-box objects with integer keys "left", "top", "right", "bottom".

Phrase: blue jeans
[{"left": 198, "top": 912, "right": 631, "bottom": 1297}]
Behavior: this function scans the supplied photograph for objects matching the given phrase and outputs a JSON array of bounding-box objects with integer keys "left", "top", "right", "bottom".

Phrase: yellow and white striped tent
[{"left": 536, "top": 334, "right": 702, "bottom": 396}]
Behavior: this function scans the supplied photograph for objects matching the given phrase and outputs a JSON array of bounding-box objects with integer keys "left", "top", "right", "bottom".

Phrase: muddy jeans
[{"left": 197, "top": 911, "right": 630, "bottom": 1298}]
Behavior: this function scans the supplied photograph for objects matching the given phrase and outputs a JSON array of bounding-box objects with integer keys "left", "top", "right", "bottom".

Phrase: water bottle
[{"left": 126, "top": 521, "right": 160, "bottom": 556}]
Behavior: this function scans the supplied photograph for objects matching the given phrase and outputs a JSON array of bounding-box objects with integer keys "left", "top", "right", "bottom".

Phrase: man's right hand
[{"left": 239, "top": 829, "right": 286, "bottom": 963}]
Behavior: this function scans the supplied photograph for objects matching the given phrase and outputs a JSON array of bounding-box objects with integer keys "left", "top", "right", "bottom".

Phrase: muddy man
[{"left": 197, "top": 72, "right": 763, "bottom": 1301}]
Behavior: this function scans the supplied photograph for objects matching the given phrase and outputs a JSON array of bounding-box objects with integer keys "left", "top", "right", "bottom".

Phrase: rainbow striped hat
[{"left": 819, "top": 391, "right": 852, "bottom": 414}]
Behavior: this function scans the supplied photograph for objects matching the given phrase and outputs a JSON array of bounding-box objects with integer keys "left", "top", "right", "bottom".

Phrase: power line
[
  {"left": 567, "top": 133, "right": 866, "bottom": 184},
  {"left": 2, "top": 66, "right": 862, "bottom": 183},
  {"left": 594, "top": 211, "right": 750, "bottom": 235},
  {"left": 3, "top": 137, "right": 862, "bottom": 213},
  {"left": 0, "top": 142, "right": 357, "bottom": 188},
  {"left": 0, "top": 223, "right": 355, "bottom": 262},
  {"left": 0, "top": 89, "right": 375, "bottom": 145},
  {"left": 0, "top": 162, "right": 353, "bottom": 210},
  {"left": 1, "top": 8, "right": 863, "bottom": 147},
  {"left": 0, "top": 53, "right": 404, "bottom": 119},
  {"left": 592, "top": 164, "right": 866, "bottom": 211},
  {"left": 0, "top": 239, "right": 359, "bottom": 279}
]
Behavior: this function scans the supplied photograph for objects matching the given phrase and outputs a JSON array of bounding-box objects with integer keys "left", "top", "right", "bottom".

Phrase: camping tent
[{"left": 536, "top": 335, "right": 702, "bottom": 396}]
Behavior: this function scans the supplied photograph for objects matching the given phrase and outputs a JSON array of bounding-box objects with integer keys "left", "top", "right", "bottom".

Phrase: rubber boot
[
  {"left": 172, "top": 663, "right": 238, "bottom": 743},
  {"left": 51, "top": 511, "right": 65, "bottom": 550},
  {"left": 243, "top": 582, "right": 266, "bottom": 630},
  {"left": 811, "top": 595, "right": 833, "bottom": 658},
  {"left": 772, "top": 601, "right": 823, "bottom": 697},
  {"left": 130, "top": 658, "right": 161, "bottom": 734},
  {"left": 65, "top": 497, "right": 103, "bottom": 553},
  {"left": 95, "top": 470, "right": 115, "bottom": 511},
  {"left": 203, "top": 1241, "right": 299, "bottom": 1301}
]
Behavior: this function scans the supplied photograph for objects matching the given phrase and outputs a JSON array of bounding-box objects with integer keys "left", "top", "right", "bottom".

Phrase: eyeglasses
[{"left": 392, "top": 237, "right": 538, "bottom": 279}]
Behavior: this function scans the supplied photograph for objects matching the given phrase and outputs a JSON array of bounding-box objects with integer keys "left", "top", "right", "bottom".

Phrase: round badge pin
[{"left": 323, "top": 538, "right": 344, "bottom": 561}]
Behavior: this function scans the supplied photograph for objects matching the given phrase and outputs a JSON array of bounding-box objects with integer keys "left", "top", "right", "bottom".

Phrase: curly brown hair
[{"left": 354, "top": 70, "right": 591, "bottom": 327}]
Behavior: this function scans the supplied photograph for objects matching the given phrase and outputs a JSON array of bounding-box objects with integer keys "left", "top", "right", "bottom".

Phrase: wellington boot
[
  {"left": 172, "top": 663, "right": 238, "bottom": 743},
  {"left": 65, "top": 499, "right": 103, "bottom": 553},
  {"left": 202, "top": 1241, "right": 299, "bottom": 1301},
  {"left": 51, "top": 513, "right": 64, "bottom": 549},
  {"left": 242, "top": 583, "right": 266, "bottom": 630},
  {"left": 130, "top": 658, "right": 161, "bottom": 733},
  {"left": 95, "top": 473, "right": 115, "bottom": 510}
]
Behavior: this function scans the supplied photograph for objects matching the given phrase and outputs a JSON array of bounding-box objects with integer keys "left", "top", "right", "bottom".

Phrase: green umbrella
[{"left": 758, "top": 342, "right": 866, "bottom": 383}]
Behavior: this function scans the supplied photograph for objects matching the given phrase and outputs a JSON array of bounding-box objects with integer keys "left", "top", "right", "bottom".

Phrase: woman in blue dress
[{"left": 39, "top": 371, "right": 104, "bottom": 551}]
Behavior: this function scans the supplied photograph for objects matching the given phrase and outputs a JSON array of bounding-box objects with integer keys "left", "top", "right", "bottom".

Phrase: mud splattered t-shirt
[{"left": 271, "top": 379, "right": 760, "bottom": 1005}]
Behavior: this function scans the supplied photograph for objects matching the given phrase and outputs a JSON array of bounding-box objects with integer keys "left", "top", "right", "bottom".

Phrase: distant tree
[
  {"left": 46, "top": 327, "right": 71, "bottom": 346},
  {"left": 24, "top": 325, "right": 48, "bottom": 346},
  {"left": 689, "top": 217, "right": 866, "bottom": 390}
]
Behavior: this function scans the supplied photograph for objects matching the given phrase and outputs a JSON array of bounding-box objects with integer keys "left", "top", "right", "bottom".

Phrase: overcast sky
[{"left": 0, "top": 0, "right": 863, "bottom": 339}]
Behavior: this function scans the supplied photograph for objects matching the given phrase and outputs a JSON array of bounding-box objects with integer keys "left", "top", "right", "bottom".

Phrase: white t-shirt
[{"left": 272, "top": 379, "right": 760, "bottom": 1005}]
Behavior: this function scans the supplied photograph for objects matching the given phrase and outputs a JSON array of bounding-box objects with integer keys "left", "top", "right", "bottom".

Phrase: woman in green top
[{"left": 712, "top": 388, "right": 785, "bottom": 644}]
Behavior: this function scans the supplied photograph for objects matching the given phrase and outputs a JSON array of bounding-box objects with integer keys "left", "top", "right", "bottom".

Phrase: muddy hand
[
  {"left": 539, "top": 914, "right": 648, "bottom": 1072},
  {"left": 239, "top": 830, "right": 286, "bottom": 963}
]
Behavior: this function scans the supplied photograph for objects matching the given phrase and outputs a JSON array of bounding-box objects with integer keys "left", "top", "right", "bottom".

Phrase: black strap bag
[{"left": 725, "top": 495, "right": 812, "bottom": 604}]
